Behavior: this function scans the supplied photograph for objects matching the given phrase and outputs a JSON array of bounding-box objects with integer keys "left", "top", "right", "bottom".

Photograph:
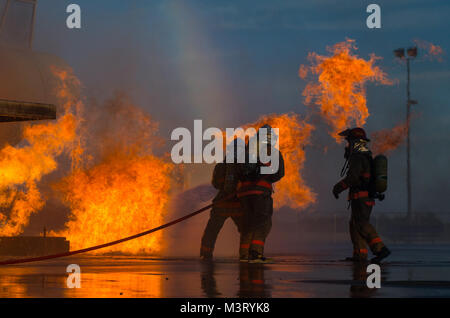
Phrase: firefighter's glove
[
  {"left": 332, "top": 180, "right": 348, "bottom": 200},
  {"left": 333, "top": 190, "right": 339, "bottom": 199},
  {"left": 332, "top": 183, "right": 341, "bottom": 199}
]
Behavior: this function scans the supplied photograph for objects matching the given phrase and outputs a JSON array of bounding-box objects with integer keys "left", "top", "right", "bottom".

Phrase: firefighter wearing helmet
[
  {"left": 235, "top": 124, "right": 285, "bottom": 263},
  {"left": 333, "top": 127, "right": 391, "bottom": 264}
]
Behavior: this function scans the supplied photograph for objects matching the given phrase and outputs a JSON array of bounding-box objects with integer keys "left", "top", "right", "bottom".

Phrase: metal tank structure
[
  {"left": 0, "top": 0, "right": 69, "bottom": 256},
  {"left": 0, "top": 0, "right": 57, "bottom": 123}
]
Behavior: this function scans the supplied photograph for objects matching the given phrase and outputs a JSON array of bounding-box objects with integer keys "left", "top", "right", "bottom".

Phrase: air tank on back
[{"left": 373, "top": 154, "right": 388, "bottom": 194}]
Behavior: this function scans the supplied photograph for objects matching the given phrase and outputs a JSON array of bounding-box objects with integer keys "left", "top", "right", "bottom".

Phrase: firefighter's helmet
[{"left": 338, "top": 127, "right": 370, "bottom": 142}]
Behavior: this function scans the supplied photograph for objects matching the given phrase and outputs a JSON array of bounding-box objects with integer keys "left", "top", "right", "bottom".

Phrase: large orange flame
[
  {"left": 53, "top": 95, "right": 175, "bottom": 254},
  {"left": 300, "top": 39, "right": 392, "bottom": 142},
  {"left": 54, "top": 152, "right": 173, "bottom": 254},
  {"left": 0, "top": 68, "right": 80, "bottom": 236},
  {"left": 0, "top": 63, "right": 175, "bottom": 255},
  {"left": 250, "top": 114, "right": 316, "bottom": 210}
]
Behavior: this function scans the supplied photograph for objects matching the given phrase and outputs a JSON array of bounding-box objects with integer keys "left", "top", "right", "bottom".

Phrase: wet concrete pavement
[{"left": 1, "top": 244, "right": 450, "bottom": 298}]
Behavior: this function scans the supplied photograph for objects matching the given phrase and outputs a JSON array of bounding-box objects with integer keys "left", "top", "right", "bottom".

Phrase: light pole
[{"left": 394, "top": 47, "right": 418, "bottom": 220}]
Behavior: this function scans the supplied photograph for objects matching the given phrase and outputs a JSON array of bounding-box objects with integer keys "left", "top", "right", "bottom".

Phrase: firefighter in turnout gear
[
  {"left": 200, "top": 140, "right": 244, "bottom": 260},
  {"left": 237, "top": 125, "right": 285, "bottom": 263},
  {"left": 333, "top": 128, "right": 391, "bottom": 264}
]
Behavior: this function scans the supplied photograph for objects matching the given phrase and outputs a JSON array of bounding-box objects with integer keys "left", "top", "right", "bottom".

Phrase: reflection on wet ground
[{"left": 1, "top": 244, "right": 450, "bottom": 297}]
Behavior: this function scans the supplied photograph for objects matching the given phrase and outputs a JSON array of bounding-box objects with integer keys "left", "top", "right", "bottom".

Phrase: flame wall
[{"left": 300, "top": 39, "right": 392, "bottom": 142}]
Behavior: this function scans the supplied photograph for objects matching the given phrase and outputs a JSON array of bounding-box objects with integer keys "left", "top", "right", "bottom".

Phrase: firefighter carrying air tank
[{"left": 332, "top": 127, "right": 391, "bottom": 264}]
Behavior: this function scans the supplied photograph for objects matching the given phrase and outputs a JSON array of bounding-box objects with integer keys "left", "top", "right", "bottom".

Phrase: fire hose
[{"left": 0, "top": 194, "right": 233, "bottom": 266}]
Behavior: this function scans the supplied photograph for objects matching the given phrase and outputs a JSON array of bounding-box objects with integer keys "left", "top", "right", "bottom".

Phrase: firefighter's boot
[
  {"left": 200, "top": 246, "right": 213, "bottom": 262},
  {"left": 344, "top": 248, "right": 368, "bottom": 263},
  {"left": 371, "top": 246, "right": 391, "bottom": 264},
  {"left": 248, "top": 250, "right": 273, "bottom": 264}
]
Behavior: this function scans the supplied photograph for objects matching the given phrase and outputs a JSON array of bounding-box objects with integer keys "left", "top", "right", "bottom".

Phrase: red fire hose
[{"left": 0, "top": 199, "right": 219, "bottom": 266}]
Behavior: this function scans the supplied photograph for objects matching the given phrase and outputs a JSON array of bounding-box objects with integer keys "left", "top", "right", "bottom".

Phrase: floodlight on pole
[
  {"left": 394, "top": 48, "right": 405, "bottom": 59},
  {"left": 407, "top": 47, "right": 418, "bottom": 58}
]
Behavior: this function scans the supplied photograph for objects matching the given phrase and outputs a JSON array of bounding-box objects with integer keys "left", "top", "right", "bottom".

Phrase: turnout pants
[
  {"left": 239, "top": 194, "right": 273, "bottom": 258},
  {"left": 200, "top": 207, "right": 242, "bottom": 257},
  {"left": 350, "top": 198, "right": 385, "bottom": 258}
]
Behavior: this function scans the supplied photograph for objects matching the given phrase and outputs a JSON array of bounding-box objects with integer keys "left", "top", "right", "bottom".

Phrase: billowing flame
[
  {"left": 53, "top": 95, "right": 175, "bottom": 254},
  {"left": 251, "top": 114, "right": 316, "bottom": 210},
  {"left": 54, "top": 152, "right": 173, "bottom": 254},
  {"left": 0, "top": 62, "right": 175, "bottom": 255},
  {"left": 371, "top": 120, "right": 409, "bottom": 155},
  {"left": 300, "top": 39, "right": 392, "bottom": 142},
  {"left": 413, "top": 39, "right": 444, "bottom": 62},
  {"left": 0, "top": 68, "right": 80, "bottom": 236}
]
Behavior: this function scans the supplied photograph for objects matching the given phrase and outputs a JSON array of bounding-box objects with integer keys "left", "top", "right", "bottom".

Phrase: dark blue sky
[{"left": 29, "top": 0, "right": 450, "bottom": 214}]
